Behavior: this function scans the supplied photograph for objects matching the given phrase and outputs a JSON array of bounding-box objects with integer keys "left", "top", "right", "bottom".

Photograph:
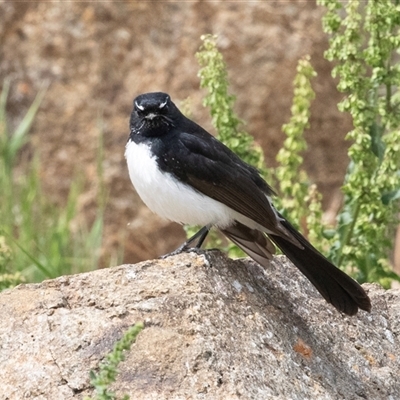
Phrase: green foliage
[
  {"left": 318, "top": 0, "right": 400, "bottom": 286},
  {"left": 0, "top": 235, "right": 25, "bottom": 290},
  {"left": 193, "top": 16, "right": 400, "bottom": 287},
  {"left": 304, "top": 184, "right": 329, "bottom": 249},
  {"left": 274, "top": 56, "right": 330, "bottom": 252},
  {"left": 275, "top": 57, "right": 316, "bottom": 225},
  {"left": 0, "top": 81, "right": 117, "bottom": 286},
  {"left": 193, "top": 36, "right": 327, "bottom": 256},
  {"left": 85, "top": 322, "right": 144, "bottom": 400},
  {"left": 196, "top": 34, "right": 266, "bottom": 172},
  {"left": 192, "top": 34, "right": 266, "bottom": 256}
]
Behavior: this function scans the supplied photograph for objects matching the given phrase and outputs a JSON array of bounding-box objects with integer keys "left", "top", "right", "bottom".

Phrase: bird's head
[{"left": 130, "top": 92, "right": 177, "bottom": 137}]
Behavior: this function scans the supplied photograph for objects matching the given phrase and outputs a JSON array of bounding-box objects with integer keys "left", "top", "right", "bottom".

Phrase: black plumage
[{"left": 126, "top": 92, "right": 371, "bottom": 316}]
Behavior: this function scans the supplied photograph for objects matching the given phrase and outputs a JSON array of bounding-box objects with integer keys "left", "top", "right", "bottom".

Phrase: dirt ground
[{"left": 1, "top": 2, "right": 359, "bottom": 266}]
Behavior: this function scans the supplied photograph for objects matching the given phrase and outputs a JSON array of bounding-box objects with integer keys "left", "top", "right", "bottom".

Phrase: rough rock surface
[{"left": 0, "top": 251, "right": 399, "bottom": 399}]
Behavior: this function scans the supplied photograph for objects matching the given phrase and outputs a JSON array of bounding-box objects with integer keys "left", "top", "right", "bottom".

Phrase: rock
[{"left": 0, "top": 251, "right": 399, "bottom": 399}]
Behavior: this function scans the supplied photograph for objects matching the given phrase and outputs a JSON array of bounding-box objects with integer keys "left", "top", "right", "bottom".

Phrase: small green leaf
[
  {"left": 381, "top": 189, "right": 400, "bottom": 205},
  {"left": 368, "top": 122, "right": 386, "bottom": 163}
]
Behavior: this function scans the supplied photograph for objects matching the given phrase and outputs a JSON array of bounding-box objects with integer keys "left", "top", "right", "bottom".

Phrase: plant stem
[{"left": 336, "top": 199, "right": 361, "bottom": 268}]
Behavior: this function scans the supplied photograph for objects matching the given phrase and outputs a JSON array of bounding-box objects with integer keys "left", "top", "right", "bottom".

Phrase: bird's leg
[
  {"left": 192, "top": 225, "right": 210, "bottom": 249},
  {"left": 160, "top": 225, "right": 211, "bottom": 259}
]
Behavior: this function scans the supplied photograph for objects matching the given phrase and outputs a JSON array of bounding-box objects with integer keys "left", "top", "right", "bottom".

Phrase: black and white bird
[{"left": 125, "top": 91, "right": 371, "bottom": 316}]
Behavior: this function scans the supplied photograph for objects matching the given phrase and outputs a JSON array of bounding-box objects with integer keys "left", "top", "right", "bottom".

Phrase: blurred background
[{"left": 1, "top": 1, "right": 357, "bottom": 278}]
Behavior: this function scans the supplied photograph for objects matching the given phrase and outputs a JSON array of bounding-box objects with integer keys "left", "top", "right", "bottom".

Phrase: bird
[{"left": 125, "top": 91, "right": 371, "bottom": 316}]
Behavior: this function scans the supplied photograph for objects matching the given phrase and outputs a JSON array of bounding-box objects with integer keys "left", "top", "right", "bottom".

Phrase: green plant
[
  {"left": 196, "top": 34, "right": 266, "bottom": 171},
  {"left": 85, "top": 322, "right": 144, "bottom": 400},
  {"left": 188, "top": 34, "right": 267, "bottom": 255},
  {"left": 318, "top": 0, "right": 400, "bottom": 286},
  {"left": 0, "top": 81, "right": 117, "bottom": 286},
  {"left": 192, "top": 20, "right": 400, "bottom": 287},
  {"left": 0, "top": 79, "right": 47, "bottom": 285},
  {"left": 274, "top": 56, "right": 316, "bottom": 226},
  {"left": 192, "top": 35, "right": 326, "bottom": 256},
  {"left": 274, "top": 56, "right": 330, "bottom": 252},
  {"left": 0, "top": 234, "right": 24, "bottom": 290}
]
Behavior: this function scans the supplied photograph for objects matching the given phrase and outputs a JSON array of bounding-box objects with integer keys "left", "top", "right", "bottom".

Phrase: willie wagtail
[{"left": 125, "top": 91, "right": 371, "bottom": 316}]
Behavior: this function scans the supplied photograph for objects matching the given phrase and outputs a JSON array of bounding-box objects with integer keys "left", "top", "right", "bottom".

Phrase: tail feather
[
  {"left": 269, "top": 219, "right": 371, "bottom": 315},
  {"left": 221, "top": 220, "right": 371, "bottom": 316},
  {"left": 221, "top": 223, "right": 275, "bottom": 268}
]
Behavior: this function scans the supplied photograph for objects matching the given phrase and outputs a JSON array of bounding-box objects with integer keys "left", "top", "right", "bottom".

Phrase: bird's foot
[
  {"left": 185, "top": 247, "right": 207, "bottom": 256},
  {"left": 159, "top": 243, "right": 190, "bottom": 259},
  {"left": 159, "top": 225, "right": 211, "bottom": 260},
  {"left": 159, "top": 244, "right": 206, "bottom": 260}
]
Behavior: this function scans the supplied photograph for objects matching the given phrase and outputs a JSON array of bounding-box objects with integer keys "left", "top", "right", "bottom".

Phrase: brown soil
[{"left": 0, "top": 2, "right": 353, "bottom": 266}]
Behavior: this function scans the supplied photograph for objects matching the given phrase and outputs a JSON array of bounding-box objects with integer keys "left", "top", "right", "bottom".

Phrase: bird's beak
[{"left": 145, "top": 113, "right": 158, "bottom": 120}]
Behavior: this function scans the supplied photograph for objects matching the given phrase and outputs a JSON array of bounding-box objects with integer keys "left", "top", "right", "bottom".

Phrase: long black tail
[
  {"left": 269, "top": 219, "right": 371, "bottom": 315},
  {"left": 222, "top": 220, "right": 371, "bottom": 316}
]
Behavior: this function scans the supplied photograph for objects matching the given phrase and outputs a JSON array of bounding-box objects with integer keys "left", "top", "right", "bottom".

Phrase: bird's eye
[
  {"left": 135, "top": 100, "right": 145, "bottom": 112},
  {"left": 158, "top": 97, "right": 169, "bottom": 110}
]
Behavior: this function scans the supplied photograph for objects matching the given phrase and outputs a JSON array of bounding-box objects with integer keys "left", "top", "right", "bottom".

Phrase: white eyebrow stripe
[
  {"left": 135, "top": 101, "right": 145, "bottom": 111},
  {"left": 159, "top": 99, "right": 168, "bottom": 108}
]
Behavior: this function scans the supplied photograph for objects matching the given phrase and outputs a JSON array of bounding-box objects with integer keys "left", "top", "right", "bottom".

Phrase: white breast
[{"left": 125, "top": 140, "right": 235, "bottom": 228}]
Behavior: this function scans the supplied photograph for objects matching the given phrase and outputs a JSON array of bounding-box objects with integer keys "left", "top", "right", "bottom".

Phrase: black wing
[{"left": 162, "top": 129, "right": 299, "bottom": 243}]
